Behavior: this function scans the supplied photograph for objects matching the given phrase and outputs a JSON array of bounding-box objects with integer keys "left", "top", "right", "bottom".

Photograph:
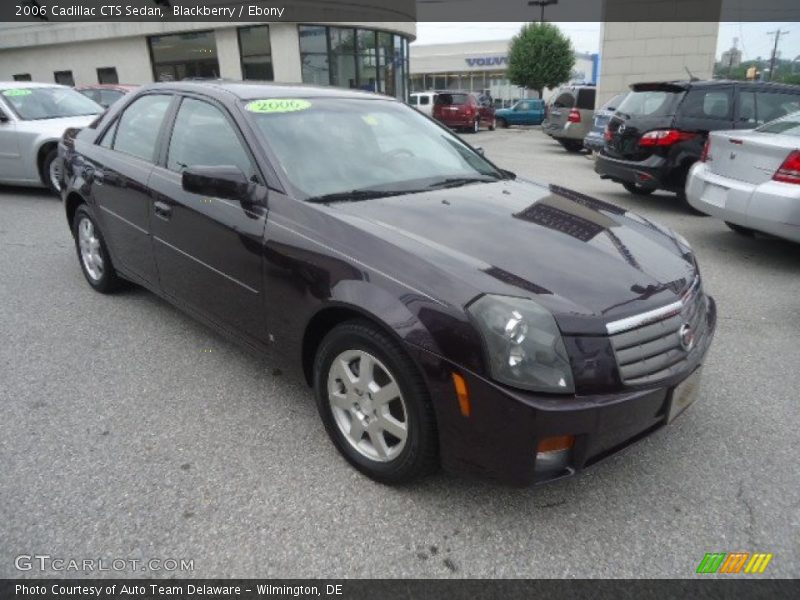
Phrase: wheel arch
[
  {"left": 36, "top": 139, "right": 59, "bottom": 185},
  {"left": 65, "top": 191, "right": 87, "bottom": 234}
]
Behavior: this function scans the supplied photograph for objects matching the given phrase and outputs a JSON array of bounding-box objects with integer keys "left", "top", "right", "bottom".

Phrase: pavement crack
[{"left": 737, "top": 481, "right": 757, "bottom": 548}]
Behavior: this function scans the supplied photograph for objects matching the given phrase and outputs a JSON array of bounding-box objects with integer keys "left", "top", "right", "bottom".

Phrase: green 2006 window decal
[
  {"left": 2, "top": 89, "right": 32, "bottom": 97},
  {"left": 245, "top": 99, "right": 312, "bottom": 114}
]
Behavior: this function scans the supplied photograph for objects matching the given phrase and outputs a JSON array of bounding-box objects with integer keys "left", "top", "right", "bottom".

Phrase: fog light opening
[
  {"left": 451, "top": 372, "right": 471, "bottom": 417},
  {"left": 535, "top": 435, "right": 575, "bottom": 474}
]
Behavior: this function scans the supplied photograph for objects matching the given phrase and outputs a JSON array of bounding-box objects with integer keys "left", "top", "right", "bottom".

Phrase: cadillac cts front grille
[{"left": 607, "top": 279, "right": 708, "bottom": 386}]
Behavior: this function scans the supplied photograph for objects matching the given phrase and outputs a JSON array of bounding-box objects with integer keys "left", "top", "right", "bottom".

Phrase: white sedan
[
  {"left": 0, "top": 82, "right": 102, "bottom": 194},
  {"left": 686, "top": 111, "right": 800, "bottom": 243}
]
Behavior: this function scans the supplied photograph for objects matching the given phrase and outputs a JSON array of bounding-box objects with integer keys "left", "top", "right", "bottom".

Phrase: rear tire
[
  {"left": 725, "top": 221, "right": 756, "bottom": 237},
  {"left": 498, "top": 117, "right": 508, "bottom": 128},
  {"left": 488, "top": 118, "right": 496, "bottom": 131},
  {"left": 42, "top": 148, "right": 62, "bottom": 196},
  {"left": 559, "top": 139, "right": 584, "bottom": 153},
  {"left": 622, "top": 182, "right": 655, "bottom": 196},
  {"left": 72, "top": 204, "right": 123, "bottom": 294},
  {"left": 313, "top": 320, "right": 439, "bottom": 484}
]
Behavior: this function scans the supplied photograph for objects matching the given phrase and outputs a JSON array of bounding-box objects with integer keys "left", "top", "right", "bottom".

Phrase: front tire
[
  {"left": 488, "top": 117, "right": 496, "bottom": 131},
  {"left": 313, "top": 320, "right": 438, "bottom": 484},
  {"left": 72, "top": 205, "right": 122, "bottom": 294},
  {"left": 472, "top": 118, "right": 480, "bottom": 134}
]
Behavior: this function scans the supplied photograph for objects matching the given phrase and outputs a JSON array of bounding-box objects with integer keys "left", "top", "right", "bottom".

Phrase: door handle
[{"left": 154, "top": 200, "right": 172, "bottom": 220}]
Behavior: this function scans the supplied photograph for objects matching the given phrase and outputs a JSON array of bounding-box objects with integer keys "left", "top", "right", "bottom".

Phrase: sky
[{"left": 413, "top": 22, "right": 800, "bottom": 62}]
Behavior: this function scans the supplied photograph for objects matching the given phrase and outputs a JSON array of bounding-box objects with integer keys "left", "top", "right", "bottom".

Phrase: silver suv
[{"left": 542, "top": 84, "right": 597, "bottom": 152}]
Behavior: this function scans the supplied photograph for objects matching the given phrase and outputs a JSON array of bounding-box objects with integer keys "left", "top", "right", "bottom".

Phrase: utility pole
[
  {"left": 767, "top": 29, "right": 789, "bottom": 81},
  {"left": 528, "top": 0, "right": 558, "bottom": 23}
]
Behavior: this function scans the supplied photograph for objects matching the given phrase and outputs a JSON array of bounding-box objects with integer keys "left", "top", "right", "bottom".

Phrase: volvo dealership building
[{"left": 0, "top": 20, "right": 415, "bottom": 101}]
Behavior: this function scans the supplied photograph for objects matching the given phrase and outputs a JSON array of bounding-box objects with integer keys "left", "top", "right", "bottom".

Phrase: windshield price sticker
[
  {"left": 246, "top": 99, "right": 312, "bottom": 114},
  {"left": 2, "top": 89, "right": 32, "bottom": 97}
]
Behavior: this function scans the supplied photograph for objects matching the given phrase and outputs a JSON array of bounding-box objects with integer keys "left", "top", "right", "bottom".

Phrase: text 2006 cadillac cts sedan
[{"left": 60, "top": 82, "right": 716, "bottom": 486}]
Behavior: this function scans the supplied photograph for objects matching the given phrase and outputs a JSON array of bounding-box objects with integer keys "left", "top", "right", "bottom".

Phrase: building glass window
[
  {"left": 54, "top": 70, "right": 75, "bottom": 86},
  {"left": 298, "top": 25, "right": 330, "bottom": 86},
  {"left": 149, "top": 31, "right": 219, "bottom": 82},
  {"left": 97, "top": 67, "right": 119, "bottom": 84},
  {"left": 13, "top": 73, "right": 32, "bottom": 82},
  {"left": 298, "top": 25, "right": 409, "bottom": 100},
  {"left": 238, "top": 25, "right": 273, "bottom": 81}
]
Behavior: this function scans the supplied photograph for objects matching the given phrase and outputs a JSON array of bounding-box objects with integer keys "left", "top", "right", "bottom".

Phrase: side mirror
[
  {"left": 0, "top": 109, "right": 9, "bottom": 123},
  {"left": 182, "top": 165, "right": 254, "bottom": 202}
]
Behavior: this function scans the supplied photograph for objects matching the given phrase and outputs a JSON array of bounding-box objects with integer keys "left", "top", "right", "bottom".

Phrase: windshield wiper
[
  {"left": 305, "top": 189, "right": 407, "bottom": 204},
  {"left": 424, "top": 176, "right": 500, "bottom": 190}
]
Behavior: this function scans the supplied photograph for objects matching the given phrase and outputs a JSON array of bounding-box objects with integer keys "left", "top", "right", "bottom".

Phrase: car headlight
[{"left": 467, "top": 294, "right": 574, "bottom": 394}]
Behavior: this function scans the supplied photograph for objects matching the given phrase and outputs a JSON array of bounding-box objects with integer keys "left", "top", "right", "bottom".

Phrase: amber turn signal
[
  {"left": 451, "top": 372, "right": 471, "bottom": 417},
  {"left": 536, "top": 435, "right": 575, "bottom": 454}
]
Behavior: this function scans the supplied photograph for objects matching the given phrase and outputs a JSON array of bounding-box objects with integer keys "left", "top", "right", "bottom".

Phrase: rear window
[
  {"left": 756, "top": 112, "right": 800, "bottom": 136},
  {"left": 602, "top": 93, "right": 628, "bottom": 112},
  {"left": 420, "top": 95, "right": 431, "bottom": 106},
  {"left": 617, "top": 90, "right": 684, "bottom": 117},
  {"left": 552, "top": 92, "right": 574, "bottom": 109},
  {"left": 435, "top": 93, "right": 469, "bottom": 106},
  {"left": 576, "top": 88, "right": 596, "bottom": 110}
]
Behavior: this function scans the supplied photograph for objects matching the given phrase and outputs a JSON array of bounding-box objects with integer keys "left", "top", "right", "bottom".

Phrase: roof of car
[
  {"left": 74, "top": 84, "right": 139, "bottom": 91},
  {"left": 0, "top": 81, "right": 68, "bottom": 90},
  {"left": 631, "top": 79, "right": 800, "bottom": 92},
  {"left": 136, "top": 80, "right": 395, "bottom": 101}
]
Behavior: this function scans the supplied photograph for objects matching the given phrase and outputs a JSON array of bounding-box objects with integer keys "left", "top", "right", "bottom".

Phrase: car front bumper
[
  {"left": 408, "top": 295, "right": 717, "bottom": 486},
  {"left": 687, "top": 162, "right": 800, "bottom": 243},
  {"left": 583, "top": 131, "right": 605, "bottom": 152}
]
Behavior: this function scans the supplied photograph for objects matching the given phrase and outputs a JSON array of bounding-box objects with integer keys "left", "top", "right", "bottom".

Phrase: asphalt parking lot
[{"left": 1, "top": 127, "right": 799, "bottom": 579}]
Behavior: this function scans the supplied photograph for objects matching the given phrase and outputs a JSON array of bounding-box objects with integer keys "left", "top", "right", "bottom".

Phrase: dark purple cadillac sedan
[{"left": 60, "top": 82, "right": 716, "bottom": 486}]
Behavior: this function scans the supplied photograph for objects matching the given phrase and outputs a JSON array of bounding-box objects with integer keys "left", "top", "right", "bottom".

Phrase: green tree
[{"left": 507, "top": 23, "right": 575, "bottom": 98}]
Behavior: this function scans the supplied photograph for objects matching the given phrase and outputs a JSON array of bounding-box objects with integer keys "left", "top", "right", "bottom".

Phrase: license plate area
[
  {"left": 667, "top": 368, "right": 703, "bottom": 423},
  {"left": 703, "top": 183, "right": 728, "bottom": 208}
]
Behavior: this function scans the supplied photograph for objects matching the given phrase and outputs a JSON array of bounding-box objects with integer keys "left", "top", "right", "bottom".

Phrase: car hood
[
  {"left": 325, "top": 179, "right": 696, "bottom": 334},
  {"left": 15, "top": 114, "right": 99, "bottom": 136}
]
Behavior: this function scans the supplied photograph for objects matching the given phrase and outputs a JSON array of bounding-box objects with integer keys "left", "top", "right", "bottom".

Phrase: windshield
[
  {"left": 616, "top": 90, "right": 684, "bottom": 118},
  {"left": 756, "top": 111, "right": 800, "bottom": 136},
  {"left": 244, "top": 97, "right": 501, "bottom": 200},
  {"left": 1, "top": 87, "right": 102, "bottom": 120}
]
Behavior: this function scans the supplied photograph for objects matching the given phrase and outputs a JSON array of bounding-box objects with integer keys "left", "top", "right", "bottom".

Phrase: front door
[{"left": 149, "top": 96, "right": 267, "bottom": 342}]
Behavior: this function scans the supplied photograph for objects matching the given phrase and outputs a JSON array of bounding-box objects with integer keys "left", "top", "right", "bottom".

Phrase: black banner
[
  {"left": 2, "top": 579, "right": 799, "bottom": 600},
  {"left": 3, "top": 0, "right": 800, "bottom": 23}
]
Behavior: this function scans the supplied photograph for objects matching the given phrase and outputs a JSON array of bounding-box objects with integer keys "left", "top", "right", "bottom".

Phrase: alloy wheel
[
  {"left": 78, "top": 217, "right": 104, "bottom": 281},
  {"left": 327, "top": 349, "right": 408, "bottom": 462}
]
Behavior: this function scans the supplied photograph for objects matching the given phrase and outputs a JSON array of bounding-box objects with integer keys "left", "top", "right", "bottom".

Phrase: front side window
[
  {"left": 244, "top": 98, "right": 500, "bottom": 199},
  {"left": 167, "top": 98, "right": 254, "bottom": 179},
  {"left": 1, "top": 86, "right": 101, "bottom": 120},
  {"left": 112, "top": 94, "right": 172, "bottom": 161}
]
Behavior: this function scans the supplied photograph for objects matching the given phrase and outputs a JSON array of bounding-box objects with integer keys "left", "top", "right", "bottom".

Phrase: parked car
[
  {"left": 495, "top": 98, "right": 545, "bottom": 127},
  {"left": 61, "top": 81, "right": 715, "bottom": 486},
  {"left": 583, "top": 92, "right": 628, "bottom": 153},
  {"left": 0, "top": 82, "right": 102, "bottom": 193},
  {"left": 75, "top": 84, "right": 138, "bottom": 108},
  {"left": 432, "top": 91, "right": 496, "bottom": 133},
  {"left": 686, "top": 111, "right": 800, "bottom": 242},
  {"left": 409, "top": 91, "right": 438, "bottom": 116},
  {"left": 596, "top": 80, "right": 800, "bottom": 203},
  {"left": 542, "top": 84, "right": 597, "bottom": 151}
]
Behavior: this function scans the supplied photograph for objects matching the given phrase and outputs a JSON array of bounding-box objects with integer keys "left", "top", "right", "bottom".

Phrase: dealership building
[
  {"left": 0, "top": 20, "right": 415, "bottom": 101},
  {"left": 410, "top": 39, "right": 599, "bottom": 106}
]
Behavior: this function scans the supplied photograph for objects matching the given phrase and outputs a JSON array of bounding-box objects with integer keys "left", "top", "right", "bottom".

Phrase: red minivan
[{"left": 433, "top": 91, "right": 496, "bottom": 133}]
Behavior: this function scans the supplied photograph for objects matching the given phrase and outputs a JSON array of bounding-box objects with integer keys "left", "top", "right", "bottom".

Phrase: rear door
[
  {"left": 148, "top": 94, "right": 268, "bottom": 341},
  {"left": 543, "top": 89, "right": 574, "bottom": 133},
  {"left": 89, "top": 93, "right": 174, "bottom": 285}
]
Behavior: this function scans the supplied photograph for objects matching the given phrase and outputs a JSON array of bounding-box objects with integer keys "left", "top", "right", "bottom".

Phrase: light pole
[{"left": 528, "top": 0, "right": 558, "bottom": 23}]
